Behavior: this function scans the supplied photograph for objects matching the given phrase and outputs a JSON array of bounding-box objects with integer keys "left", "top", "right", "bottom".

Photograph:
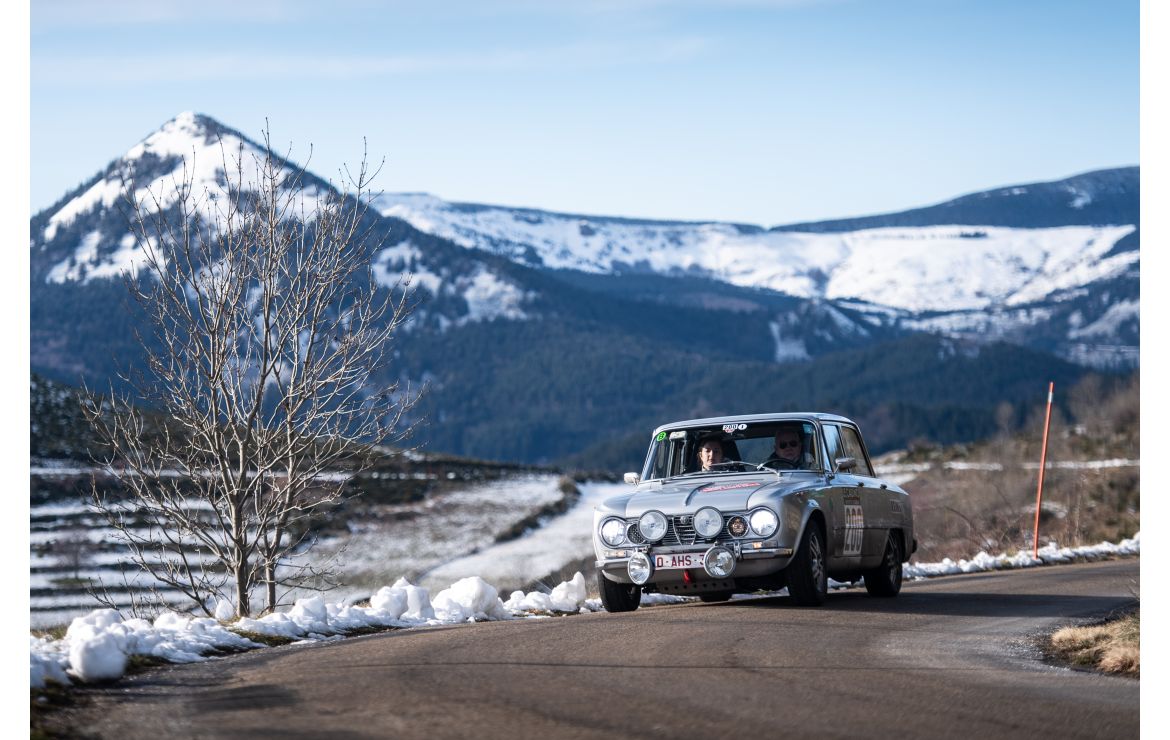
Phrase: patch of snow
[
  {"left": 29, "top": 569, "right": 596, "bottom": 687},
  {"left": 904, "top": 533, "right": 1140, "bottom": 578},
  {"left": 419, "top": 482, "right": 624, "bottom": 592},
  {"left": 1066, "top": 185, "right": 1093, "bottom": 209},
  {"left": 44, "top": 180, "right": 123, "bottom": 243},
  {"left": 433, "top": 577, "right": 510, "bottom": 621},
  {"left": 943, "top": 461, "right": 1004, "bottom": 471},
  {"left": 45, "top": 230, "right": 104, "bottom": 284},
  {"left": 1068, "top": 300, "right": 1139, "bottom": 341},
  {"left": 768, "top": 320, "right": 810, "bottom": 362},
  {"left": 457, "top": 268, "right": 533, "bottom": 324},
  {"left": 372, "top": 241, "right": 442, "bottom": 295},
  {"left": 1023, "top": 458, "right": 1140, "bottom": 470}
]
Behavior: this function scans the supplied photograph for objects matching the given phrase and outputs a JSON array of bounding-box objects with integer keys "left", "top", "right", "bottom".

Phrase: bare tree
[{"left": 83, "top": 128, "right": 416, "bottom": 618}]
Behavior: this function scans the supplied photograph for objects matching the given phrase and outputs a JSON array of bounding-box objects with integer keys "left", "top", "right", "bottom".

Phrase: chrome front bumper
[{"left": 596, "top": 543, "right": 795, "bottom": 585}]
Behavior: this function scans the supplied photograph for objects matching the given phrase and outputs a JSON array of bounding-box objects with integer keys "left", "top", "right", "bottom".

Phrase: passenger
[
  {"left": 697, "top": 437, "right": 724, "bottom": 471},
  {"left": 764, "top": 427, "right": 804, "bottom": 470}
]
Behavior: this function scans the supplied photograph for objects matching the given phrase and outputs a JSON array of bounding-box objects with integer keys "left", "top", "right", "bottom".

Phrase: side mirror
[
  {"left": 835, "top": 457, "right": 857, "bottom": 473},
  {"left": 623, "top": 472, "right": 641, "bottom": 485}
]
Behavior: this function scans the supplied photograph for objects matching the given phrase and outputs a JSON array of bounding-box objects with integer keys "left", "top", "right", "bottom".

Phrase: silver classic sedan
[{"left": 593, "top": 413, "right": 915, "bottom": 611}]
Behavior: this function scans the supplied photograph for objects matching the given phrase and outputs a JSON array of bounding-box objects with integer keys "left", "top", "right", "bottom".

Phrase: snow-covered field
[
  {"left": 418, "top": 482, "right": 622, "bottom": 591},
  {"left": 874, "top": 457, "right": 1141, "bottom": 487},
  {"left": 30, "top": 473, "right": 573, "bottom": 629},
  {"left": 309, "top": 474, "right": 580, "bottom": 600}
]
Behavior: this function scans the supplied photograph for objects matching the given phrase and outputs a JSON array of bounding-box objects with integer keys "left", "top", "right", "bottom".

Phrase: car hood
[{"left": 601, "top": 473, "right": 821, "bottom": 517}]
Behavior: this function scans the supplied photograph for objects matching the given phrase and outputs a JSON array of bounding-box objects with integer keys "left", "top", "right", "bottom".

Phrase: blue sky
[{"left": 30, "top": 0, "right": 1137, "bottom": 225}]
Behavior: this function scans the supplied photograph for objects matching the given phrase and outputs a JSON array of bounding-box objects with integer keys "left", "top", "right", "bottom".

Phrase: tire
[
  {"left": 864, "top": 532, "right": 903, "bottom": 597},
  {"left": 699, "top": 591, "right": 733, "bottom": 603},
  {"left": 597, "top": 570, "right": 641, "bottom": 612},
  {"left": 787, "top": 520, "right": 828, "bottom": 606}
]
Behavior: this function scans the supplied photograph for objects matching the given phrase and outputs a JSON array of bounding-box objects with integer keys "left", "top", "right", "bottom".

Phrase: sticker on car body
[
  {"left": 843, "top": 501, "right": 864, "bottom": 557},
  {"left": 701, "top": 481, "right": 760, "bottom": 493},
  {"left": 722, "top": 423, "right": 748, "bottom": 433}
]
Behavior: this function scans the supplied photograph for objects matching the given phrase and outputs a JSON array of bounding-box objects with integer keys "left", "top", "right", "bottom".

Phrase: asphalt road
[{"left": 54, "top": 559, "right": 1139, "bottom": 739}]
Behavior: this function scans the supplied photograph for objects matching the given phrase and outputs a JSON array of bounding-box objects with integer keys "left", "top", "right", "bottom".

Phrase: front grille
[
  {"left": 626, "top": 513, "right": 743, "bottom": 546},
  {"left": 627, "top": 523, "right": 646, "bottom": 545}
]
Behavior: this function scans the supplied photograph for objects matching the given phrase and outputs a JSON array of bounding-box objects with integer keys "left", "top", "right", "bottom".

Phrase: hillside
[
  {"left": 374, "top": 167, "right": 1139, "bottom": 369},
  {"left": 877, "top": 373, "right": 1140, "bottom": 562}
]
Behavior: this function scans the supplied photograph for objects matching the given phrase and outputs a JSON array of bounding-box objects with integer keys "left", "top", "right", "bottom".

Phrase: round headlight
[
  {"left": 599, "top": 517, "right": 626, "bottom": 547},
  {"left": 703, "top": 546, "right": 736, "bottom": 578},
  {"left": 628, "top": 552, "right": 653, "bottom": 584},
  {"left": 638, "top": 511, "right": 668, "bottom": 542},
  {"left": 749, "top": 508, "right": 779, "bottom": 538},
  {"left": 727, "top": 515, "right": 748, "bottom": 537},
  {"left": 693, "top": 507, "right": 724, "bottom": 539}
]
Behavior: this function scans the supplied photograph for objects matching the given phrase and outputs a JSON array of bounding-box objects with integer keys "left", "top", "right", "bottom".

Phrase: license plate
[{"left": 654, "top": 553, "right": 703, "bottom": 570}]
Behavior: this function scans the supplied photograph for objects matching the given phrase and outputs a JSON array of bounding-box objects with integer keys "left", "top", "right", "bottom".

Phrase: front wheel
[
  {"left": 597, "top": 570, "right": 641, "bottom": 612},
  {"left": 864, "top": 532, "right": 903, "bottom": 597},
  {"left": 788, "top": 520, "right": 828, "bottom": 606}
]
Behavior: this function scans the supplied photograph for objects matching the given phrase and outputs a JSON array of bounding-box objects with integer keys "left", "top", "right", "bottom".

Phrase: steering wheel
[{"left": 766, "top": 457, "right": 798, "bottom": 470}]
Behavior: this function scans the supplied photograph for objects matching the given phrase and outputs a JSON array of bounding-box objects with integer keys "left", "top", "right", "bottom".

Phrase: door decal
[{"left": 843, "top": 497, "right": 864, "bottom": 557}]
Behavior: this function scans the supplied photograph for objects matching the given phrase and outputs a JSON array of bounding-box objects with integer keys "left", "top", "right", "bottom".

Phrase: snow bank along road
[{"left": 53, "top": 559, "right": 1137, "bottom": 739}]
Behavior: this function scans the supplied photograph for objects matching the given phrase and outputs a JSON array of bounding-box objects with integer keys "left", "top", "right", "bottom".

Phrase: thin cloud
[
  {"left": 34, "top": 37, "right": 715, "bottom": 85},
  {"left": 32, "top": 0, "right": 334, "bottom": 27},
  {"left": 32, "top": 0, "right": 843, "bottom": 29}
]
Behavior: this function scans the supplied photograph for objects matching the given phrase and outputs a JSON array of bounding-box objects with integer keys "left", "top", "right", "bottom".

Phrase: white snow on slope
[
  {"left": 459, "top": 267, "right": 533, "bottom": 323},
  {"left": 1068, "top": 299, "right": 1140, "bottom": 341},
  {"left": 420, "top": 482, "right": 624, "bottom": 591},
  {"left": 372, "top": 241, "right": 442, "bottom": 295},
  {"left": 371, "top": 241, "right": 534, "bottom": 325},
  {"left": 306, "top": 474, "right": 568, "bottom": 600},
  {"left": 375, "top": 193, "right": 1137, "bottom": 313},
  {"left": 43, "top": 112, "right": 327, "bottom": 285}
]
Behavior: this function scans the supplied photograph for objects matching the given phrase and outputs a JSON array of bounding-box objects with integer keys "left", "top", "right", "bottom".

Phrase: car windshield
[{"left": 640, "top": 420, "right": 822, "bottom": 481}]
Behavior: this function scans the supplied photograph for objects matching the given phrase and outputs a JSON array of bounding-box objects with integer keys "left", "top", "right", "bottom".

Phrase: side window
[
  {"left": 838, "top": 426, "right": 875, "bottom": 477},
  {"left": 822, "top": 424, "right": 843, "bottom": 470},
  {"left": 642, "top": 436, "right": 668, "bottom": 480}
]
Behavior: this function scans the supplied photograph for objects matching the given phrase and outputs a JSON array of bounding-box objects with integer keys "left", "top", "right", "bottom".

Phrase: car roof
[{"left": 652, "top": 412, "right": 855, "bottom": 435}]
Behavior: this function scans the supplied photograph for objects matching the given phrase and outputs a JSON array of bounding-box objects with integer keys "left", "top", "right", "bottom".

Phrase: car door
[
  {"left": 838, "top": 424, "right": 886, "bottom": 566},
  {"left": 821, "top": 423, "right": 861, "bottom": 570}
]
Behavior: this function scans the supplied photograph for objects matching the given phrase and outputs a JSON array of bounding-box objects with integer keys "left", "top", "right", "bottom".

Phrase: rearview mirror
[
  {"left": 835, "top": 457, "right": 857, "bottom": 473},
  {"left": 623, "top": 472, "right": 641, "bottom": 485}
]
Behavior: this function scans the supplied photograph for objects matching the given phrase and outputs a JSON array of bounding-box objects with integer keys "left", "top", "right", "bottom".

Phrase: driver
[
  {"left": 697, "top": 437, "right": 724, "bottom": 471},
  {"left": 764, "top": 427, "right": 804, "bottom": 470}
]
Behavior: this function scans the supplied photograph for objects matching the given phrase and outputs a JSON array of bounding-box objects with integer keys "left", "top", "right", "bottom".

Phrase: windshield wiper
[{"left": 691, "top": 461, "right": 778, "bottom": 476}]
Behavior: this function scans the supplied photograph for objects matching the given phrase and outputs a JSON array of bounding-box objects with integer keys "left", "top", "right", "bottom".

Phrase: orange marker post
[{"left": 1031, "top": 381, "right": 1055, "bottom": 560}]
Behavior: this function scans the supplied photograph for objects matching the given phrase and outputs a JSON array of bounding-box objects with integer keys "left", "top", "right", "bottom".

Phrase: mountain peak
[
  {"left": 122, "top": 111, "right": 253, "bottom": 167},
  {"left": 30, "top": 112, "right": 318, "bottom": 284}
]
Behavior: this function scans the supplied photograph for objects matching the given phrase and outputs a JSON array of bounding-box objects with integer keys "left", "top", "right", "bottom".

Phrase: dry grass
[
  {"left": 1050, "top": 611, "right": 1139, "bottom": 676},
  {"left": 887, "top": 374, "right": 1140, "bottom": 563}
]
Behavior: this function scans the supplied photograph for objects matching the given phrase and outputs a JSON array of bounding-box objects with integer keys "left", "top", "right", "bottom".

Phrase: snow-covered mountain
[
  {"left": 32, "top": 112, "right": 1138, "bottom": 370},
  {"left": 374, "top": 169, "right": 1139, "bottom": 365},
  {"left": 30, "top": 112, "right": 539, "bottom": 333},
  {"left": 375, "top": 192, "right": 1135, "bottom": 314}
]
